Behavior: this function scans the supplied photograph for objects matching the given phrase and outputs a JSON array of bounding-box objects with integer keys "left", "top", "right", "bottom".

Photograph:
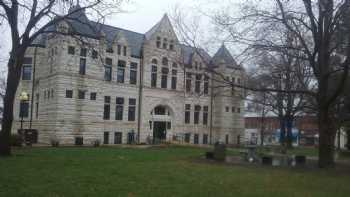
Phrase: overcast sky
[{"left": 0, "top": 0, "right": 242, "bottom": 73}]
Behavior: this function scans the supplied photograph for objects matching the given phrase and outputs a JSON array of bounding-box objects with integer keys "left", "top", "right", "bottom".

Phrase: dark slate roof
[
  {"left": 31, "top": 7, "right": 231, "bottom": 64},
  {"left": 212, "top": 44, "right": 241, "bottom": 69},
  {"left": 92, "top": 22, "right": 145, "bottom": 57},
  {"left": 180, "top": 44, "right": 212, "bottom": 66}
]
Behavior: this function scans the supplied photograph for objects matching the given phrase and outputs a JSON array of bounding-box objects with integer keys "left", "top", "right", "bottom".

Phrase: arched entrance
[{"left": 150, "top": 105, "right": 173, "bottom": 144}]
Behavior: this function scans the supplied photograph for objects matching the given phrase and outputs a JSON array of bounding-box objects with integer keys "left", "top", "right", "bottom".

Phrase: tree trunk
[
  {"left": 279, "top": 115, "right": 286, "bottom": 146},
  {"left": 346, "top": 127, "right": 350, "bottom": 150},
  {"left": 318, "top": 108, "right": 336, "bottom": 168},
  {"left": 286, "top": 115, "right": 293, "bottom": 149},
  {"left": 0, "top": 55, "right": 23, "bottom": 156}
]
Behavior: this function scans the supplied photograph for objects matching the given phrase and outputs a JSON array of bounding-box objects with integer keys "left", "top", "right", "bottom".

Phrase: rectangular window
[
  {"left": 22, "top": 57, "right": 32, "bottom": 80},
  {"left": 92, "top": 50, "right": 98, "bottom": 59},
  {"left": 75, "top": 137, "right": 84, "bottom": 146},
  {"left": 105, "top": 58, "right": 112, "bottom": 81},
  {"left": 185, "top": 104, "right": 191, "bottom": 124},
  {"left": 203, "top": 134, "right": 208, "bottom": 144},
  {"left": 103, "top": 132, "right": 109, "bottom": 144},
  {"left": 68, "top": 46, "right": 75, "bottom": 55},
  {"left": 22, "top": 65, "right": 32, "bottom": 80},
  {"left": 117, "top": 60, "right": 126, "bottom": 83},
  {"left": 171, "top": 70, "right": 177, "bottom": 90},
  {"left": 79, "top": 58, "right": 86, "bottom": 75},
  {"left": 167, "top": 122, "right": 171, "bottom": 130},
  {"left": 128, "top": 98, "right": 136, "bottom": 121},
  {"left": 78, "top": 90, "right": 85, "bottom": 99},
  {"left": 103, "top": 96, "right": 111, "bottom": 120},
  {"left": 114, "top": 132, "right": 122, "bottom": 144},
  {"left": 226, "top": 106, "right": 229, "bottom": 112},
  {"left": 194, "top": 105, "right": 201, "bottom": 124},
  {"left": 123, "top": 46, "right": 127, "bottom": 56},
  {"left": 117, "top": 45, "right": 121, "bottom": 55},
  {"left": 105, "top": 57, "right": 112, "bottom": 65},
  {"left": 232, "top": 106, "right": 235, "bottom": 113},
  {"left": 161, "top": 67, "right": 169, "bottom": 89},
  {"left": 204, "top": 75, "right": 209, "bottom": 95},
  {"left": 105, "top": 96, "right": 111, "bottom": 103},
  {"left": 80, "top": 48, "right": 87, "bottom": 57},
  {"left": 156, "top": 37, "right": 161, "bottom": 48},
  {"left": 66, "top": 90, "right": 73, "bottom": 98},
  {"left": 106, "top": 48, "right": 113, "bottom": 53},
  {"left": 203, "top": 106, "right": 208, "bottom": 125},
  {"left": 151, "top": 65, "right": 157, "bottom": 88},
  {"left": 19, "top": 101, "right": 29, "bottom": 118},
  {"left": 90, "top": 92, "right": 97, "bottom": 100},
  {"left": 130, "top": 62, "right": 138, "bottom": 85},
  {"left": 116, "top": 97, "right": 124, "bottom": 120},
  {"left": 185, "top": 133, "right": 191, "bottom": 143},
  {"left": 194, "top": 134, "right": 199, "bottom": 144},
  {"left": 237, "top": 108, "right": 241, "bottom": 113},
  {"left": 104, "top": 66, "right": 112, "bottom": 81},
  {"left": 195, "top": 74, "right": 201, "bottom": 93},
  {"left": 186, "top": 73, "right": 192, "bottom": 93},
  {"left": 225, "top": 134, "right": 229, "bottom": 144}
]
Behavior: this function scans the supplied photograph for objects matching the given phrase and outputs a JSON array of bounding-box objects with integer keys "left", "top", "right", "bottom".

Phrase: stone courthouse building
[{"left": 12, "top": 6, "right": 245, "bottom": 145}]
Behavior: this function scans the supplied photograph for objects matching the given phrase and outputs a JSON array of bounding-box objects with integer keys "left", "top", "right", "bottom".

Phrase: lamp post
[{"left": 19, "top": 91, "right": 29, "bottom": 133}]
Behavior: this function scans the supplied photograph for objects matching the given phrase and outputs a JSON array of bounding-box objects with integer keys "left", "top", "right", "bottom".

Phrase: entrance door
[{"left": 153, "top": 121, "right": 167, "bottom": 144}]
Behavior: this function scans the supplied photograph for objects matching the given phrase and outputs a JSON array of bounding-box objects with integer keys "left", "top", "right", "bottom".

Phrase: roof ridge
[{"left": 92, "top": 21, "right": 145, "bottom": 36}]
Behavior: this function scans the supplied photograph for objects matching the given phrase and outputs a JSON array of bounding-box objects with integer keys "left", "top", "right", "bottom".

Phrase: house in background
[{"left": 244, "top": 113, "right": 348, "bottom": 149}]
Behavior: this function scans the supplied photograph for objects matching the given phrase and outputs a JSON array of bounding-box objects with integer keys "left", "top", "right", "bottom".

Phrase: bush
[
  {"left": 92, "top": 139, "right": 100, "bottom": 147},
  {"left": 213, "top": 142, "right": 226, "bottom": 161},
  {"left": 50, "top": 138, "right": 59, "bottom": 147},
  {"left": 10, "top": 134, "right": 23, "bottom": 147}
]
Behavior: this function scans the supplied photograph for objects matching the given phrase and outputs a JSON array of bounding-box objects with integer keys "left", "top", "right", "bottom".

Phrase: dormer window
[
  {"left": 163, "top": 38, "right": 168, "bottom": 49},
  {"left": 169, "top": 40, "right": 174, "bottom": 50},
  {"left": 156, "top": 37, "right": 161, "bottom": 48}
]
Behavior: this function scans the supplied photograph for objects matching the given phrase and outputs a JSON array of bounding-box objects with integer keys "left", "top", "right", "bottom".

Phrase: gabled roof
[
  {"left": 145, "top": 14, "right": 177, "bottom": 41},
  {"left": 212, "top": 44, "right": 241, "bottom": 69}
]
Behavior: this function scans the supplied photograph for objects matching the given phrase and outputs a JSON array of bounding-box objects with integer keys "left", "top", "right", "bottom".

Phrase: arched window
[
  {"left": 152, "top": 59, "right": 158, "bottom": 65},
  {"left": 154, "top": 106, "right": 166, "bottom": 115},
  {"left": 162, "top": 57, "right": 168, "bottom": 66}
]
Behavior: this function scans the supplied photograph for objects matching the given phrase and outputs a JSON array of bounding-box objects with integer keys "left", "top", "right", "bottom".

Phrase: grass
[{"left": 0, "top": 146, "right": 350, "bottom": 197}]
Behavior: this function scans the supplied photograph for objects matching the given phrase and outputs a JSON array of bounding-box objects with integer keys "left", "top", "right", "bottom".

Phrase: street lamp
[{"left": 19, "top": 91, "right": 29, "bottom": 132}]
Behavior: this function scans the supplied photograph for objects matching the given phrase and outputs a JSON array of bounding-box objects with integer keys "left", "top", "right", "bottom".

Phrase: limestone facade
[{"left": 12, "top": 11, "right": 245, "bottom": 145}]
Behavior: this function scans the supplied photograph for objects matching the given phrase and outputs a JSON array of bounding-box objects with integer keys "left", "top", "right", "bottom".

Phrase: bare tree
[
  {"left": 172, "top": 0, "right": 350, "bottom": 168},
  {"left": 0, "top": 0, "right": 127, "bottom": 156},
  {"left": 209, "top": 0, "right": 350, "bottom": 168}
]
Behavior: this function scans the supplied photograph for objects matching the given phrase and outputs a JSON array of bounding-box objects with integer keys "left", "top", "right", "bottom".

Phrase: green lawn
[{"left": 1, "top": 146, "right": 350, "bottom": 197}]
